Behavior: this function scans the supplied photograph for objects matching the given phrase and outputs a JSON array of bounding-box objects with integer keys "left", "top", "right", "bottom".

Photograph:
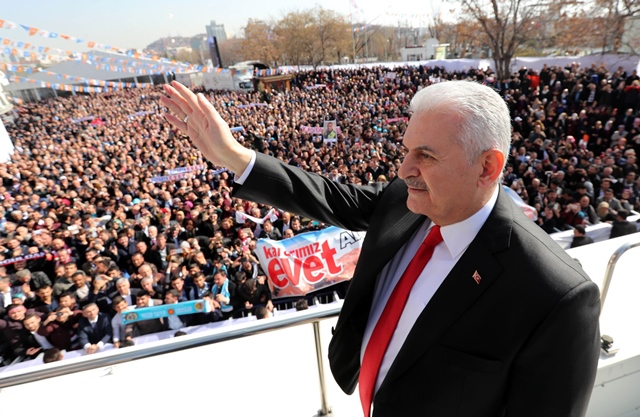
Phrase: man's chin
[{"left": 405, "top": 195, "right": 429, "bottom": 216}]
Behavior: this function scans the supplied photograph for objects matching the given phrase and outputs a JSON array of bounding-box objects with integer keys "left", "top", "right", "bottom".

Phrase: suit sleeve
[
  {"left": 111, "top": 316, "right": 121, "bottom": 342},
  {"left": 100, "top": 317, "right": 113, "bottom": 345},
  {"left": 506, "top": 280, "right": 600, "bottom": 417},
  {"left": 235, "top": 153, "right": 387, "bottom": 232},
  {"left": 77, "top": 321, "right": 90, "bottom": 347}
]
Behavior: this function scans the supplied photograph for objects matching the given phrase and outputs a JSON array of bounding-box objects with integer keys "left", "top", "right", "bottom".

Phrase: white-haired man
[{"left": 162, "top": 80, "right": 600, "bottom": 417}]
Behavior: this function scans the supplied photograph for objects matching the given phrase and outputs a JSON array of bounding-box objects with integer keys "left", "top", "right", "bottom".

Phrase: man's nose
[{"left": 398, "top": 155, "right": 415, "bottom": 180}]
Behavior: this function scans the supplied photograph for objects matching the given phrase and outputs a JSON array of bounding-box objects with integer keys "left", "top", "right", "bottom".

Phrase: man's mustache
[{"left": 404, "top": 177, "right": 427, "bottom": 190}]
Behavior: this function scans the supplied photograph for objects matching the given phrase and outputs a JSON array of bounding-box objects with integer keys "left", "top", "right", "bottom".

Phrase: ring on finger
[{"left": 183, "top": 115, "right": 189, "bottom": 123}]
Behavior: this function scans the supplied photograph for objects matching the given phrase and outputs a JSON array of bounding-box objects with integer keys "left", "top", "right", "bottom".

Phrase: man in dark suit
[
  {"left": 273, "top": 211, "right": 292, "bottom": 235},
  {"left": 609, "top": 209, "right": 638, "bottom": 239},
  {"left": 162, "top": 80, "right": 601, "bottom": 416},
  {"left": 77, "top": 302, "right": 112, "bottom": 354},
  {"left": 571, "top": 224, "right": 595, "bottom": 248},
  {"left": 20, "top": 312, "right": 55, "bottom": 360},
  {"left": 135, "top": 241, "right": 164, "bottom": 273}
]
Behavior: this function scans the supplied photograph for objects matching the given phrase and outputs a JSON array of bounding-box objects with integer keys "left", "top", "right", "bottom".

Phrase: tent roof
[{"left": 4, "top": 50, "right": 194, "bottom": 92}]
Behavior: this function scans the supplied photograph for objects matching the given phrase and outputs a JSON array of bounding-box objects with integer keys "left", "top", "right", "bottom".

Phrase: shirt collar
[{"left": 437, "top": 186, "right": 500, "bottom": 259}]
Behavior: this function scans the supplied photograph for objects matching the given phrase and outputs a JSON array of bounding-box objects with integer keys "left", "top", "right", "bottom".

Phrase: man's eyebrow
[{"left": 402, "top": 143, "right": 437, "bottom": 155}]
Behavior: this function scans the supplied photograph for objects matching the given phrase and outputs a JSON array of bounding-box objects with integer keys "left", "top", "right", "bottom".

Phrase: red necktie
[{"left": 359, "top": 225, "right": 443, "bottom": 417}]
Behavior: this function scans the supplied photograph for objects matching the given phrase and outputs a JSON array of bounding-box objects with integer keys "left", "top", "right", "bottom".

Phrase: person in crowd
[
  {"left": 132, "top": 290, "right": 164, "bottom": 335},
  {"left": 162, "top": 289, "right": 191, "bottom": 331},
  {"left": 255, "top": 306, "right": 270, "bottom": 320},
  {"left": 259, "top": 219, "right": 282, "bottom": 240},
  {"left": 110, "top": 295, "right": 136, "bottom": 348},
  {"left": 295, "top": 299, "right": 309, "bottom": 311},
  {"left": 609, "top": 209, "right": 638, "bottom": 239},
  {"left": 140, "top": 276, "right": 164, "bottom": 304},
  {"left": 39, "top": 306, "right": 83, "bottom": 351},
  {"left": 114, "top": 277, "right": 139, "bottom": 306},
  {"left": 19, "top": 312, "right": 56, "bottom": 360},
  {"left": 570, "top": 224, "right": 595, "bottom": 248},
  {"left": 169, "top": 275, "right": 195, "bottom": 301},
  {"left": 77, "top": 303, "right": 112, "bottom": 354},
  {"left": 43, "top": 347, "right": 64, "bottom": 363},
  {"left": 210, "top": 271, "right": 235, "bottom": 318},
  {"left": 29, "top": 284, "right": 59, "bottom": 314},
  {"left": 0, "top": 304, "right": 33, "bottom": 363},
  {"left": 235, "top": 278, "right": 273, "bottom": 317}
]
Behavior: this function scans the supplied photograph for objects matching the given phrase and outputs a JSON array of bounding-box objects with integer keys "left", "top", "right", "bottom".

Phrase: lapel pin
[{"left": 472, "top": 270, "right": 482, "bottom": 285}]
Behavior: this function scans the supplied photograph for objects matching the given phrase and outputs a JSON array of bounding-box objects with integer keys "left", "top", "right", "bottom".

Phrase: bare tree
[
  {"left": 593, "top": 0, "right": 640, "bottom": 53},
  {"left": 241, "top": 19, "right": 279, "bottom": 66},
  {"left": 459, "top": 0, "right": 551, "bottom": 79},
  {"left": 274, "top": 7, "right": 351, "bottom": 67}
]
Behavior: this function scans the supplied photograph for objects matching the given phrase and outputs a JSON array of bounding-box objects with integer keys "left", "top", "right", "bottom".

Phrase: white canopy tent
[{"left": 0, "top": 118, "right": 13, "bottom": 163}]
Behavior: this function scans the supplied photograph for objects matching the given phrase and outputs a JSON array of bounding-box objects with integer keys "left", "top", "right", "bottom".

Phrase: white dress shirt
[
  {"left": 233, "top": 151, "right": 257, "bottom": 185},
  {"left": 362, "top": 186, "right": 499, "bottom": 394},
  {"left": 2, "top": 290, "right": 11, "bottom": 308},
  {"left": 83, "top": 317, "right": 105, "bottom": 351},
  {"left": 32, "top": 330, "right": 54, "bottom": 349},
  {"left": 111, "top": 306, "right": 135, "bottom": 342}
]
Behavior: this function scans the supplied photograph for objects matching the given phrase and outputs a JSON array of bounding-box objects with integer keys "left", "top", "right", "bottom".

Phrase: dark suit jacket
[
  {"left": 143, "top": 249, "right": 164, "bottom": 272},
  {"left": 609, "top": 220, "right": 637, "bottom": 239},
  {"left": 571, "top": 235, "right": 595, "bottom": 248},
  {"left": 133, "top": 318, "right": 163, "bottom": 336},
  {"left": 236, "top": 153, "right": 601, "bottom": 417},
  {"left": 16, "top": 330, "right": 42, "bottom": 360},
  {"left": 77, "top": 313, "right": 113, "bottom": 346}
]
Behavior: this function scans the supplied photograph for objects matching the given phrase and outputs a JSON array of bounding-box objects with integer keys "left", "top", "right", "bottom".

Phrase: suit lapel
[
  {"left": 379, "top": 191, "right": 515, "bottom": 390},
  {"left": 339, "top": 180, "right": 425, "bottom": 323}
]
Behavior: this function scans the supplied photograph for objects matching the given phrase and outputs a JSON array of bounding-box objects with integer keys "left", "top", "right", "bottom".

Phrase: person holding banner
[{"left": 162, "top": 80, "right": 600, "bottom": 417}]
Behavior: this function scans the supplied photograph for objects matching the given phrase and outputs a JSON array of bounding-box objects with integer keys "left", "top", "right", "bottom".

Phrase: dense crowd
[{"left": 1, "top": 62, "right": 640, "bottom": 365}]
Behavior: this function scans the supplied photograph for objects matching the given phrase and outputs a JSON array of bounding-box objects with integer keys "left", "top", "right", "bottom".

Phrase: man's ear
[{"left": 478, "top": 149, "right": 505, "bottom": 188}]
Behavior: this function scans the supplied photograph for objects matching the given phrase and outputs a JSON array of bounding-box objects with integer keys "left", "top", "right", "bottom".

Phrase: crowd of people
[{"left": 1, "top": 61, "right": 639, "bottom": 365}]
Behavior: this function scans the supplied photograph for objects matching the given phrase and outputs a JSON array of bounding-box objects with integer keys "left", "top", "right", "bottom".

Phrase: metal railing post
[
  {"left": 600, "top": 240, "right": 640, "bottom": 313},
  {"left": 313, "top": 321, "right": 333, "bottom": 417}
]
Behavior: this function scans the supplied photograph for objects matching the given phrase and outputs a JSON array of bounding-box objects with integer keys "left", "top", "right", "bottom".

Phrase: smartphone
[{"left": 175, "top": 248, "right": 183, "bottom": 254}]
